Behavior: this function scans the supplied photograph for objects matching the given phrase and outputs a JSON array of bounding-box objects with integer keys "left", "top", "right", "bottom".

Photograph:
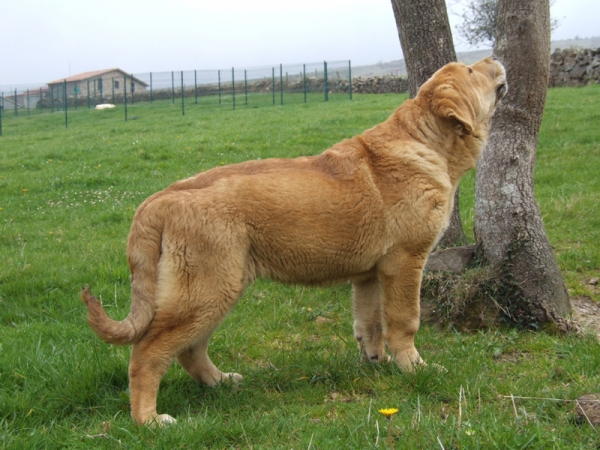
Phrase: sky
[{"left": 1, "top": 0, "right": 598, "bottom": 89}]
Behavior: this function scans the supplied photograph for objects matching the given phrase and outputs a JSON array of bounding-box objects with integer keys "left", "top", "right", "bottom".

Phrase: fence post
[
  {"left": 303, "top": 64, "right": 307, "bottom": 103},
  {"left": 218, "top": 70, "right": 222, "bottom": 105},
  {"left": 349, "top": 60, "right": 352, "bottom": 100},
  {"left": 14, "top": 89, "right": 17, "bottom": 117},
  {"left": 324, "top": 61, "right": 328, "bottom": 102},
  {"left": 171, "top": 71, "right": 175, "bottom": 104},
  {"left": 75, "top": 83, "right": 78, "bottom": 110},
  {"left": 181, "top": 71, "right": 185, "bottom": 116},
  {"left": 124, "top": 74, "right": 128, "bottom": 122},
  {"left": 272, "top": 68, "right": 275, "bottom": 105},
  {"left": 244, "top": 69, "right": 248, "bottom": 106},
  {"left": 130, "top": 74, "right": 135, "bottom": 105},
  {"left": 87, "top": 80, "right": 90, "bottom": 109},
  {"left": 112, "top": 78, "right": 115, "bottom": 104},
  {"left": 232, "top": 68, "right": 235, "bottom": 110},
  {"left": 0, "top": 93, "right": 3, "bottom": 136},
  {"left": 279, "top": 64, "right": 283, "bottom": 105},
  {"left": 64, "top": 80, "right": 68, "bottom": 128},
  {"left": 27, "top": 90, "right": 30, "bottom": 115},
  {"left": 150, "top": 72, "right": 153, "bottom": 104},
  {"left": 40, "top": 88, "right": 43, "bottom": 114},
  {"left": 194, "top": 70, "right": 198, "bottom": 104}
]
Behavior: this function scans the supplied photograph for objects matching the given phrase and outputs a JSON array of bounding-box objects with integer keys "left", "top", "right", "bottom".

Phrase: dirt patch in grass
[{"left": 571, "top": 296, "right": 600, "bottom": 339}]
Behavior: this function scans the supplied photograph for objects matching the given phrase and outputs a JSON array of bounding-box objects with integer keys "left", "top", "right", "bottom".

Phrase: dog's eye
[{"left": 496, "top": 83, "right": 507, "bottom": 97}]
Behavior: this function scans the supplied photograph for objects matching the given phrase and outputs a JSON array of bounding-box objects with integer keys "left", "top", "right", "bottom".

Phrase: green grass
[{"left": 1, "top": 88, "right": 599, "bottom": 448}]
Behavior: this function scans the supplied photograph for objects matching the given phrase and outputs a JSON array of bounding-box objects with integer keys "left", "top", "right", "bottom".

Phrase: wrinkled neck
[{"left": 360, "top": 98, "right": 487, "bottom": 189}]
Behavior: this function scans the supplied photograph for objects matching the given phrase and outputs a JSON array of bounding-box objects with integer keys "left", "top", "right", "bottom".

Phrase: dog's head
[{"left": 419, "top": 57, "right": 507, "bottom": 136}]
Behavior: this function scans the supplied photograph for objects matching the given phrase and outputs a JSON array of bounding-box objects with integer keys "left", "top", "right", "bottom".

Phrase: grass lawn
[{"left": 1, "top": 87, "right": 599, "bottom": 448}]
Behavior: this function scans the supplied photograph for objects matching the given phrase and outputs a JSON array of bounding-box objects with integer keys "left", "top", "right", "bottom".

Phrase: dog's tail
[{"left": 81, "top": 195, "right": 164, "bottom": 346}]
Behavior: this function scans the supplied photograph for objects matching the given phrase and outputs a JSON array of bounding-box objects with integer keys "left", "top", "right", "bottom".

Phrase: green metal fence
[{"left": 0, "top": 60, "right": 352, "bottom": 135}]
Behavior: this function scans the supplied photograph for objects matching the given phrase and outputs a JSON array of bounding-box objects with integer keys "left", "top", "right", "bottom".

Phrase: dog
[{"left": 81, "top": 57, "right": 507, "bottom": 425}]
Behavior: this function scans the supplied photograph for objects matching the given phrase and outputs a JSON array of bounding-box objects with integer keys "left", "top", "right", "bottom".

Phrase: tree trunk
[
  {"left": 390, "top": 0, "right": 456, "bottom": 97},
  {"left": 474, "top": 0, "right": 570, "bottom": 325},
  {"left": 390, "top": 0, "right": 467, "bottom": 247}
]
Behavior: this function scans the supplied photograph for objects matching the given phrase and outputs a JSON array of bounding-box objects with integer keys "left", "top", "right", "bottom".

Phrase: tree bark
[
  {"left": 390, "top": 0, "right": 456, "bottom": 97},
  {"left": 474, "top": 0, "right": 570, "bottom": 324},
  {"left": 390, "top": 0, "right": 467, "bottom": 247}
]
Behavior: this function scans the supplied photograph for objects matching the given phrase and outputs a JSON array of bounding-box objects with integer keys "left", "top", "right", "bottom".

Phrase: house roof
[
  {"left": 8, "top": 87, "right": 49, "bottom": 98},
  {"left": 47, "top": 69, "right": 148, "bottom": 86}
]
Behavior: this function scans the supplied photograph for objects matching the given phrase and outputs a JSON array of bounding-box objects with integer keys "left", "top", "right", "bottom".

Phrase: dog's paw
[
  {"left": 370, "top": 354, "right": 392, "bottom": 364},
  {"left": 207, "top": 372, "right": 244, "bottom": 387},
  {"left": 395, "top": 356, "right": 425, "bottom": 373},
  {"left": 149, "top": 414, "right": 177, "bottom": 427},
  {"left": 223, "top": 372, "right": 243, "bottom": 384},
  {"left": 360, "top": 352, "right": 391, "bottom": 364},
  {"left": 358, "top": 341, "right": 390, "bottom": 364}
]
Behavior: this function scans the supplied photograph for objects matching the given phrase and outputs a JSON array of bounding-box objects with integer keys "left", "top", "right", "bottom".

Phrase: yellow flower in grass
[
  {"left": 379, "top": 408, "right": 399, "bottom": 418},
  {"left": 379, "top": 408, "right": 399, "bottom": 449}
]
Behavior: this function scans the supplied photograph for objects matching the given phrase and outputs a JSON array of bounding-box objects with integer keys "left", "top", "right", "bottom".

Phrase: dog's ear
[{"left": 431, "top": 84, "right": 475, "bottom": 135}]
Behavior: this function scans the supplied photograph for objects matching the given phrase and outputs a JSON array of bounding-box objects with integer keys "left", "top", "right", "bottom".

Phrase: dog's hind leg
[
  {"left": 352, "top": 277, "right": 389, "bottom": 363},
  {"left": 127, "top": 295, "right": 232, "bottom": 425},
  {"left": 128, "top": 281, "right": 246, "bottom": 426},
  {"left": 175, "top": 258, "right": 248, "bottom": 387},
  {"left": 177, "top": 336, "right": 243, "bottom": 387},
  {"left": 128, "top": 335, "right": 179, "bottom": 426}
]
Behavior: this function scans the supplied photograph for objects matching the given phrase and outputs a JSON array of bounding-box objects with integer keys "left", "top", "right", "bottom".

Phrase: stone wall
[
  {"left": 348, "top": 48, "right": 600, "bottom": 93},
  {"left": 347, "top": 75, "right": 409, "bottom": 94},
  {"left": 347, "top": 48, "right": 600, "bottom": 92},
  {"left": 349, "top": 48, "right": 600, "bottom": 93},
  {"left": 265, "top": 75, "right": 409, "bottom": 95},
  {"left": 549, "top": 48, "right": 600, "bottom": 87}
]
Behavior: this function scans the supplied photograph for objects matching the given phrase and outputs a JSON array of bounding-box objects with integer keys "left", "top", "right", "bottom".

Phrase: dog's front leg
[
  {"left": 352, "top": 277, "right": 388, "bottom": 363},
  {"left": 378, "top": 253, "right": 427, "bottom": 371}
]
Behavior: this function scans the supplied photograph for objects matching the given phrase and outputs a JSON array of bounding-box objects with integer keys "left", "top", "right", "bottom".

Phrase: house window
[
  {"left": 97, "top": 78, "right": 103, "bottom": 92},
  {"left": 114, "top": 80, "right": 120, "bottom": 89}
]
